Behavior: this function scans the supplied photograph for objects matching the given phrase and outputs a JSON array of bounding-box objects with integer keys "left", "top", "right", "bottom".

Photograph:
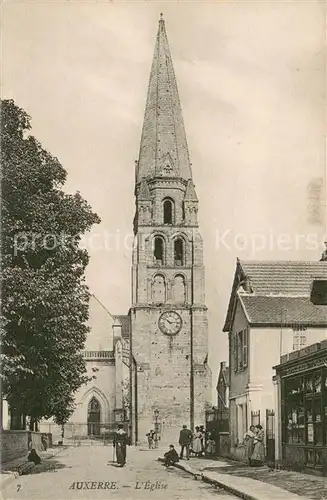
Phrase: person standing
[
  {"left": 244, "top": 425, "right": 256, "bottom": 465},
  {"left": 205, "top": 432, "right": 216, "bottom": 456},
  {"left": 146, "top": 430, "right": 154, "bottom": 449},
  {"left": 113, "top": 424, "right": 128, "bottom": 467},
  {"left": 179, "top": 424, "right": 192, "bottom": 460},
  {"left": 154, "top": 430, "right": 159, "bottom": 448},
  {"left": 192, "top": 426, "right": 203, "bottom": 457},
  {"left": 250, "top": 425, "right": 265, "bottom": 466},
  {"left": 199, "top": 425, "right": 205, "bottom": 456}
]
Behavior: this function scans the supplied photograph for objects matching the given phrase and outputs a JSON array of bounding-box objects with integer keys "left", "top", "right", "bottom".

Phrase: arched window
[
  {"left": 154, "top": 236, "right": 164, "bottom": 265},
  {"left": 87, "top": 397, "right": 101, "bottom": 436},
  {"left": 163, "top": 199, "right": 174, "bottom": 224},
  {"left": 174, "top": 238, "right": 184, "bottom": 266},
  {"left": 173, "top": 275, "right": 186, "bottom": 303},
  {"left": 152, "top": 274, "right": 166, "bottom": 303}
]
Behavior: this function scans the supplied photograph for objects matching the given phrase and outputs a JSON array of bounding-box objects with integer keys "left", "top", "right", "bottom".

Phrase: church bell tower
[{"left": 130, "top": 15, "right": 211, "bottom": 444}]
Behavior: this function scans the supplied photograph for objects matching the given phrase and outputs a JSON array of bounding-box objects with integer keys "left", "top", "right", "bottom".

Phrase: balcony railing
[{"left": 82, "top": 351, "right": 114, "bottom": 360}]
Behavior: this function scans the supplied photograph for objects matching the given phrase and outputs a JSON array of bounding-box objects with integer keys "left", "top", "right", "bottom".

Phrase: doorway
[{"left": 87, "top": 397, "right": 101, "bottom": 436}]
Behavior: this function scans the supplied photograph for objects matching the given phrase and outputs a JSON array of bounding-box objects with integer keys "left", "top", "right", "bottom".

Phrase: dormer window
[{"left": 163, "top": 198, "right": 174, "bottom": 224}]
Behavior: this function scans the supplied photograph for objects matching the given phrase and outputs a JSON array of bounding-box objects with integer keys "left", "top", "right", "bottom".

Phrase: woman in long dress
[
  {"left": 244, "top": 425, "right": 256, "bottom": 465},
  {"left": 206, "top": 432, "right": 216, "bottom": 456},
  {"left": 192, "top": 427, "right": 203, "bottom": 457},
  {"left": 113, "top": 424, "right": 128, "bottom": 467},
  {"left": 250, "top": 425, "right": 265, "bottom": 466}
]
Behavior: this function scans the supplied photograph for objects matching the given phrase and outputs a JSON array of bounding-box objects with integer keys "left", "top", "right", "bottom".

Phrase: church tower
[{"left": 130, "top": 15, "right": 211, "bottom": 444}]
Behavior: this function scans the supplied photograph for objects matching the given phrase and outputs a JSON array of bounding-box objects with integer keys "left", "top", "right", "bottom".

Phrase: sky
[{"left": 2, "top": 0, "right": 326, "bottom": 400}]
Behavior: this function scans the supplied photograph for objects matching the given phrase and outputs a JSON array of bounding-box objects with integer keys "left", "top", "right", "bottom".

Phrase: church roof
[
  {"left": 223, "top": 260, "right": 327, "bottom": 332},
  {"left": 115, "top": 315, "right": 131, "bottom": 340},
  {"left": 137, "top": 15, "right": 192, "bottom": 183}
]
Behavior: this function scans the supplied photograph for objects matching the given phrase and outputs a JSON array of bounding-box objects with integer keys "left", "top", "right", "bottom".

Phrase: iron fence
[{"left": 39, "top": 422, "right": 123, "bottom": 446}]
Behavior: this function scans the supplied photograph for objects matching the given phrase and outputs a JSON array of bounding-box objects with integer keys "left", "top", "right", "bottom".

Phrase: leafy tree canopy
[{"left": 1, "top": 99, "right": 101, "bottom": 425}]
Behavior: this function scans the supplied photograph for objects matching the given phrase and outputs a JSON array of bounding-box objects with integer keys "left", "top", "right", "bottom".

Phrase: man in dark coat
[{"left": 178, "top": 424, "right": 192, "bottom": 460}]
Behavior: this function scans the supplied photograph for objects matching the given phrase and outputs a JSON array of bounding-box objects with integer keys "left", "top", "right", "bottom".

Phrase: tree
[{"left": 1, "top": 99, "right": 101, "bottom": 427}]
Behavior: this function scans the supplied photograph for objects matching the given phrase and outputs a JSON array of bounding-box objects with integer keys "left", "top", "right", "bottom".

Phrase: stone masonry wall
[
  {"left": 0, "top": 430, "right": 29, "bottom": 463},
  {"left": 132, "top": 306, "right": 193, "bottom": 444}
]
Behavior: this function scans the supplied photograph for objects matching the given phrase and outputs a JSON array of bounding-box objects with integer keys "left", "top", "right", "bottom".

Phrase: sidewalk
[
  {"left": 161, "top": 455, "right": 327, "bottom": 500},
  {"left": 0, "top": 446, "right": 63, "bottom": 490}
]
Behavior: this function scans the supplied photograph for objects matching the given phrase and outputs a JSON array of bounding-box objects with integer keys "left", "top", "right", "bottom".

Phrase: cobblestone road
[{"left": 2, "top": 446, "right": 236, "bottom": 500}]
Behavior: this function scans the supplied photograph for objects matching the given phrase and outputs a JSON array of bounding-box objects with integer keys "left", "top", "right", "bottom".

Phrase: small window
[
  {"left": 174, "top": 238, "right": 184, "bottom": 266},
  {"left": 163, "top": 199, "right": 173, "bottom": 224},
  {"left": 235, "top": 328, "right": 248, "bottom": 371},
  {"left": 154, "top": 237, "right": 164, "bottom": 265},
  {"left": 292, "top": 327, "right": 307, "bottom": 351}
]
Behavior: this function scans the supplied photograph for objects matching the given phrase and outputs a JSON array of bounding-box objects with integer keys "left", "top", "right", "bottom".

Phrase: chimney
[{"left": 320, "top": 241, "right": 327, "bottom": 262}]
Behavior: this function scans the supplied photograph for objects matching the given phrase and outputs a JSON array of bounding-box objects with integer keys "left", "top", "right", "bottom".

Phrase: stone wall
[
  {"left": 0, "top": 430, "right": 49, "bottom": 463},
  {"left": 0, "top": 430, "right": 29, "bottom": 463},
  {"left": 131, "top": 306, "right": 192, "bottom": 444}
]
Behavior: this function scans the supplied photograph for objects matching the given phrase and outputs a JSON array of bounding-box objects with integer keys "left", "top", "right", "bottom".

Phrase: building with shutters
[{"left": 224, "top": 259, "right": 327, "bottom": 462}]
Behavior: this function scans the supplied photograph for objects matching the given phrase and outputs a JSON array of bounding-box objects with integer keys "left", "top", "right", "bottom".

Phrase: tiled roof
[
  {"left": 223, "top": 260, "right": 327, "bottom": 331},
  {"left": 240, "top": 260, "right": 327, "bottom": 295},
  {"left": 240, "top": 295, "right": 327, "bottom": 326},
  {"left": 115, "top": 315, "right": 131, "bottom": 340}
]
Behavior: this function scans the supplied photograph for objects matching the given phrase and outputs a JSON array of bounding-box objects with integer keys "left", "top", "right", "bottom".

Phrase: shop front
[{"left": 274, "top": 341, "right": 327, "bottom": 475}]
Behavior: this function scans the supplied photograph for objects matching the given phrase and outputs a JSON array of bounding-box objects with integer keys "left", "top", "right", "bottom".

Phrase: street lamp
[
  {"left": 154, "top": 408, "right": 160, "bottom": 433},
  {"left": 154, "top": 409, "right": 159, "bottom": 431},
  {"left": 153, "top": 409, "right": 160, "bottom": 448}
]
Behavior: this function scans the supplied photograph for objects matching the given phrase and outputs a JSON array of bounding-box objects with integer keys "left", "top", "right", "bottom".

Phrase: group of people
[
  {"left": 112, "top": 421, "right": 265, "bottom": 469},
  {"left": 146, "top": 429, "right": 159, "bottom": 449},
  {"left": 179, "top": 424, "right": 216, "bottom": 459},
  {"left": 163, "top": 424, "right": 215, "bottom": 467},
  {"left": 244, "top": 424, "right": 265, "bottom": 466}
]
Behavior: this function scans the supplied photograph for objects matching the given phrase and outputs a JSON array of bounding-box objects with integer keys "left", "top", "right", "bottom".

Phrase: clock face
[{"left": 158, "top": 311, "right": 182, "bottom": 335}]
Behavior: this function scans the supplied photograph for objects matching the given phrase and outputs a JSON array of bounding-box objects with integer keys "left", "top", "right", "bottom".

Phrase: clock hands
[{"left": 159, "top": 311, "right": 182, "bottom": 334}]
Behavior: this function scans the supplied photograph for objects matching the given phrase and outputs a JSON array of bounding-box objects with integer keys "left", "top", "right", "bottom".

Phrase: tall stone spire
[{"left": 137, "top": 14, "right": 192, "bottom": 182}]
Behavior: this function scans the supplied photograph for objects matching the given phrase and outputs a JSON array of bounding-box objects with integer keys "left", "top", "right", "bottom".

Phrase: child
[{"left": 163, "top": 445, "right": 179, "bottom": 467}]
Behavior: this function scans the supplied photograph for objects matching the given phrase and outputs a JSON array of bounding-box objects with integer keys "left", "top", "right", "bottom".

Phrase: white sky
[{"left": 2, "top": 0, "right": 326, "bottom": 400}]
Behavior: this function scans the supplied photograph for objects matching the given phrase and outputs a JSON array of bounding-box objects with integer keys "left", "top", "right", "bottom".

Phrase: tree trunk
[
  {"left": 29, "top": 418, "right": 35, "bottom": 431},
  {"left": 10, "top": 409, "right": 23, "bottom": 430}
]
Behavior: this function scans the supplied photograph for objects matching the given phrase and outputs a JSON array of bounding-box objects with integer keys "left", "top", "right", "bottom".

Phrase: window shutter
[
  {"left": 233, "top": 333, "right": 238, "bottom": 372},
  {"left": 243, "top": 329, "right": 248, "bottom": 367}
]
